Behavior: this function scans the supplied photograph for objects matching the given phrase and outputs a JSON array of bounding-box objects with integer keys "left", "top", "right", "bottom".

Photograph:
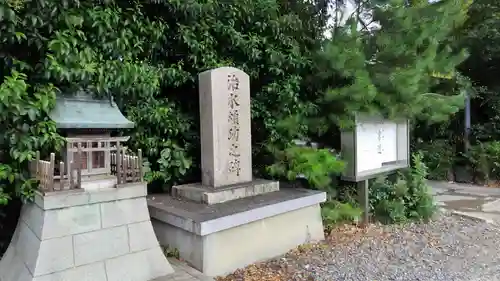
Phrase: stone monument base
[
  {"left": 0, "top": 183, "right": 174, "bottom": 281},
  {"left": 148, "top": 188, "right": 326, "bottom": 277},
  {"left": 171, "top": 179, "right": 279, "bottom": 205}
]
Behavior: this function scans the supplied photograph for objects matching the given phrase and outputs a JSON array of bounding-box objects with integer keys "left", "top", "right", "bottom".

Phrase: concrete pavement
[{"left": 429, "top": 180, "right": 500, "bottom": 225}]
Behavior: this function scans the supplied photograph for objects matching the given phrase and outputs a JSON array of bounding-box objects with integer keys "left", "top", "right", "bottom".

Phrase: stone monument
[
  {"left": 148, "top": 67, "right": 327, "bottom": 277},
  {"left": 0, "top": 92, "right": 174, "bottom": 281},
  {"left": 171, "top": 67, "right": 279, "bottom": 204},
  {"left": 200, "top": 67, "right": 252, "bottom": 187}
]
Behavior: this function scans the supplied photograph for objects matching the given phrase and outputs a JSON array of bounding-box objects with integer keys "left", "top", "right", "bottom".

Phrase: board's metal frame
[{"left": 341, "top": 118, "right": 410, "bottom": 182}]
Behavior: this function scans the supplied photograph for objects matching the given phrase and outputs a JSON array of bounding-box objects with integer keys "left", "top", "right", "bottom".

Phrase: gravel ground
[{"left": 217, "top": 213, "right": 500, "bottom": 281}]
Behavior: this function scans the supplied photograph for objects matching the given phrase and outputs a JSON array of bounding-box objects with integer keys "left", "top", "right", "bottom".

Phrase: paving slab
[
  {"left": 429, "top": 180, "right": 500, "bottom": 197},
  {"left": 429, "top": 181, "right": 500, "bottom": 225},
  {"left": 451, "top": 210, "right": 500, "bottom": 225},
  {"left": 482, "top": 199, "right": 500, "bottom": 213},
  {"left": 435, "top": 194, "right": 477, "bottom": 202}
]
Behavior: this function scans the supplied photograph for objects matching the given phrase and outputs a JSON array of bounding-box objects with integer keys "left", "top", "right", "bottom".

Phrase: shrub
[
  {"left": 415, "top": 139, "right": 455, "bottom": 181},
  {"left": 465, "top": 141, "right": 500, "bottom": 185},
  {"left": 267, "top": 146, "right": 345, "bottom": 190},
  {"left": 321, "top": 200, "right": 363, "bottom": 233},
  {"left": 267, "top": 144, "right": 363, "bottom": 229},
  {"left": 370, "top": 152, "right": 436, "bottom": 224}
]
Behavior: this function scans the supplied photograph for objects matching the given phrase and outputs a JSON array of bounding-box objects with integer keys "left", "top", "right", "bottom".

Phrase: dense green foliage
[
  {"left": 370, "top": 153, "right": 435, "bottom": 223},
  {"left": 310, "top": 0, "right": 468, "bottom": 132},
  {"left": 268, "top": 146, "right": 345, "bottom": 189},
  {"left": 301, "top": 0, "right": 470, "bottom": 226},
  {"left": 411, "top": 0, "right": 500, "bottom": 184},
  {"left": 1, "top": 0, "right": 497, "bottom": 257},
  {"left": 322, "top": 200, "right": 363, "bottom": 232},
  {"left": 462, "top": 0, "right": 500, "bottom": 157},
  {"left": 415, "top": 139, "right": 455, "bottom": 181},
  {"left": 0, "top": 0, "right": 337, "bottom": 254},
  {"left": 465, "top": 141, "right": 500, "bottom": 185},
  {"left": 1, "top": 1, "right": 163, "bottom": 204},
  {"left": 0, "top": 0, "right": 329, "bottom": 198}
]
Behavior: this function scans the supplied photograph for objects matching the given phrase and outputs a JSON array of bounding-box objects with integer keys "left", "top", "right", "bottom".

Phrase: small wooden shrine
[
  {"left": 3, "top": 91, "right": 174, "bottom": 281},
  {"left": 30, "top": 90, "right": 144, "bottom": 192}
]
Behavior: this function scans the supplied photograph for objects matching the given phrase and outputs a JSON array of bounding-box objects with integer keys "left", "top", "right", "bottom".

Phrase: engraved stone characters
[
  {"left": 198, "top": 67, "right": 252, "bottom": 187},
  {"left": 227, "top": 73, "right": 242, "bottom": 176}
]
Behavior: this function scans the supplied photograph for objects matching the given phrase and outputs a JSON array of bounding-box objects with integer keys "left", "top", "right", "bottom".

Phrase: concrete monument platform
[
  {"left": 172, "top": 179, "right": 279, "bottom": 205},
  {"left": 148, "top": 188, "right": 326, "bottom": 277},
  {"left": 147, "top": 66, "right": 327, "bottom": 277},
  {"left": 0, "top": 184, "right": 174, "bottom": 281}
]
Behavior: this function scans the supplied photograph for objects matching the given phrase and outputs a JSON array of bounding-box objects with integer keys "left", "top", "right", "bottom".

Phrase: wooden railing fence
[
  {"left": 29, "top": 148, "right": 143, "bottom": 193},
  {"left": 29, "top": 151, "right": 82, "bottom": 192},
  {"left": 110, "top": 148, "right": 143, "bottom": 184}
]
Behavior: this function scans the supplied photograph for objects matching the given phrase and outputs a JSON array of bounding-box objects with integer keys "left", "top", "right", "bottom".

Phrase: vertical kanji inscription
[{"left": 227, "top": 73, "right": 241, "bottom": 176}]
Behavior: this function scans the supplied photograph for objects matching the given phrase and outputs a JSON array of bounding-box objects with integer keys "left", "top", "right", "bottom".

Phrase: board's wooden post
[{"left": 357, "top": 179, "right": 369, "bottom": 227}]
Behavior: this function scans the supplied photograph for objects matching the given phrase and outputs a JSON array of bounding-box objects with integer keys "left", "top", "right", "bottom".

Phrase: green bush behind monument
[{"left": 0, "top": 0, "right": 473, "bottom": 256}]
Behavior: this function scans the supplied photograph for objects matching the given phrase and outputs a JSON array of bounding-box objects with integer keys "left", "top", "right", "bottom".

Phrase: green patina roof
[{"left": 48, "top": 91, "right": 134, "bottom": 129}]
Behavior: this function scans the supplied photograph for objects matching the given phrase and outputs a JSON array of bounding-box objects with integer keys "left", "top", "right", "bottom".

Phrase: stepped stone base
[
  {"left": 172, "top": 179, "right": 279, "bottom": 205},
  {"left": 0, "top": 183, "right": 174, "bottom": 281},
  {"left": 148, "top": 188, "right": 326, "bottom": 277}
]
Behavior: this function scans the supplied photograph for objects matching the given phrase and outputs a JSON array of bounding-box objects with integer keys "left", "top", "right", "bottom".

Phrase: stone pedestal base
[
  {"left": 148, "top": 189, "right": 326, "bottom": 277},
  {"left": 0, "top": 183, "right": 174, "bottom": 281},
  {"left": 171, "top": 179, "right": 279, "bottom": 205}
]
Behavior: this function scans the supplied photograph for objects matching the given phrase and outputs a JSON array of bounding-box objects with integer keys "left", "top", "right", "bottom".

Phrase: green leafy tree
[
  {"left": 0, "top": 1, "right": 69, "bottom": 204},
  {"left": 0, "top": 70, "right": 63, "bottom": 204},
  {"left": 141, "top": 0, "right": 334, "bottom": 181},
  {"left": 41, "top": 3, "right": 195, "bottom": 190},
  {"left": 313, "top": 0, "right": 469, "bottom": 131},
  {"left": 0, "top": 0, "right": 196, "bottom": 195},
  {"left": 458, "top": 0, "right": 500, "bottom": 142},
  {"left": 0, "top": 0, "right": 335, "bottom": 199}
]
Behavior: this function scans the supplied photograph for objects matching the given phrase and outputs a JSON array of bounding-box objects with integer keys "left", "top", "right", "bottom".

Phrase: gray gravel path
[
  {"left": 221, "top": 213, "right": 500, "bottom": 281},
  {"left": 287, "top": 214, "right": 500, "bottom": 281}
]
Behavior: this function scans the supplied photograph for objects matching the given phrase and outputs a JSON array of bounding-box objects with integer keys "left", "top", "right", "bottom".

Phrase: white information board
[{"left": 341, "top": 116, "right": 409, "bottom": 182}]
